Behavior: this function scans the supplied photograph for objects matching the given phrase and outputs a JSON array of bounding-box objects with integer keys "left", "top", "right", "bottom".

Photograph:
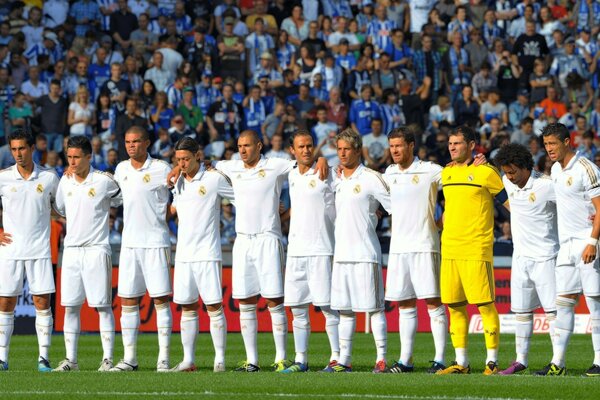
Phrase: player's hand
[
  {"left": 0, "top": 232, "right": 12, "bottom": 246},
  {"left": 314, "top": 157, "right": 329, "bottom": 180},
  {"left": 473, "top": 153, "right": 487, "bottom": 166},
  {"left": 63, "top": 166, "right": 75, "bottom": 178},
  {"left": 166, "top": 166, "right": 181, "bottom": 188},
  {"left": 582, "top": 244, "right": 597, "bottom": 264}
]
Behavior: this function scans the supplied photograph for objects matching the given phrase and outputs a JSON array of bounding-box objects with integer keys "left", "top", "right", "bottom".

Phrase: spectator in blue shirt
[{"left": 349, "top": 84, "right": 380, "bottom": 135}]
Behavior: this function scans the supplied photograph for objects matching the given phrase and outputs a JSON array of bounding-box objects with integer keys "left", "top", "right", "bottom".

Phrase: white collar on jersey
[
  {"left": 341, "top": 163, "right": 364, "bottom": 180},
  {"left": 13, "top": 163, "right": 40, "bottom": 180}
]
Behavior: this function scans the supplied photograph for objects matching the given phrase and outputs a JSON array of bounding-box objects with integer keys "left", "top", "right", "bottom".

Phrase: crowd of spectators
[{"left": 2, "top": 0, "right": 600, "bottom": 252}]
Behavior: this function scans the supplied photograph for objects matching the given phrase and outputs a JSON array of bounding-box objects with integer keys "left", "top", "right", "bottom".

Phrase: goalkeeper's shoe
[
  {"left": 233, "top": 361, "right": 260, "bottom": 372},
  {"left": 0, "top": 360, "right": 7, "bottom": 371},
  {"left": 98, "top": 358, "right": 113, "bottom": 372},
  {"left": 498, "top": 361, "right": 527, "bottom": 375},
  {"left": 534, "top": 363, "right": 566, "bottom": 376},
  {"left": 585, "top": 364, "right": 600, "bottom": 377},
  {"left": 169, "top": 361, "right": 197, "bottom": 372},
  {"left": 37, "top": 357, "right": 52, "bottom": 372},
  {"left": 385, "top": 361, "right": 414, "bottom": 373},
  {"left": 271, "top": 359, "right": 293, "bottom": 372},
  {"left": 280, "top": 362, "right": 308, "bottom": 373},
  {"left": 483, "top": 361, "right": 499, "bottom": 375},
  {"left": 156, "top": 359, "right": 170, "bottom": 372},
  {"left": 109, "top": 359, "right": 138, "bottom": 372},
  {"left": 53, "top": 359, "right": 79, "bottom": 372},
  {"left": 427, "top": 361, "right": 446, "bottom": 374},
  {"left": 435, "top": 361, "right": 471, "bottom": 375}
]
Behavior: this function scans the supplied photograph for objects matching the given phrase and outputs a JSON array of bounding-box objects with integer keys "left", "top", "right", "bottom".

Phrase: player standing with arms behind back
[
  {"left": 536, "top": 123, "right": 600, "bottom": 377},
  {"left": 437, "top": 125, "right": 509, "bottom": 375},
  {"left": 111, "top": 125, "right": 173, "bottom": 372},
  {"left": 493, "top": 143, "right": 558, "bottom": 375},
  {"left": 0, "top": 129, "right": 59, "bottom": 372}
]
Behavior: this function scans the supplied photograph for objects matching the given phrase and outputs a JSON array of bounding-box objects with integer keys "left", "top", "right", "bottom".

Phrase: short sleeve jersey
[
  {"left": 0, "top": 164, "right": 59, "bottom": 259},
  {"left": 441, "top": 163, "right": 505, "bottom": 262}
]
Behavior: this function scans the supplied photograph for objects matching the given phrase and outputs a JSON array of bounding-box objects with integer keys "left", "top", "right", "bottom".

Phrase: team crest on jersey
[
  {"left": 309, "top": 179, "right": 316, "bottom": 188},
  {"left": 566, "top": 176, "right": 573, "bottom": 186},
  {"left": 412, "top": 175, "right": 419, "bottom": 184},
  {"left": 198, "top": 185, "right": 207, "bottom": 196},
  {"left": 468, "top": 174, "right": 474, "bottom": 182},
  {"left": 88, "top": 188, "right": 96, "bottom": 198},
  {"left": 10, "top": 187, "right": 16, "bottom": 192},
  {"left": 67, "top": 192, "right": 72, "bottom": 196},
  {"left": 258, "top": 169, "right": 266, "bottom": 178},
  {"left": 353, "top": 184, "right": 361, "bottom": 194},
  {"left": 36, "top": 184, "right": 44, "bottom": 193},
  {"left": 529, "top": 193, "right": 536, "bottom": 203},
  {"left": 143, "top": 174, "right": 151, "bottom": 183}
]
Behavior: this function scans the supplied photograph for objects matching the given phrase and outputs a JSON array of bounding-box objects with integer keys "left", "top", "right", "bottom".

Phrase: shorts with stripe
[
  {"left": 284, "top": 255, "right": 333, "bottom": 307},
  {"left": 385, "top": 252, "right": 441, "bottom": 301},
  {"left": 61, "top": 247, "right": 112, "bottom": 308},
  {"left": 331, "top": 262, "right": 385, "bottom": 312},
  {"left": 555, "top": 238, "right": 600, "bottom": 296},
  {"left": 173, "top": 260, "right": 223, "bottom": 305},
  {"left": 118, "top": 247, "right": 172, "bottom": 298},
  {"left": 0, "top": 258, "right": 55, "bottom": 297},
  {"left": 232, "top": 234, "right": 285, "bottom": 299},
  {"left": 511, "top": 255, "right": 556, "bottom": 313},
  {"left": 441, "top": 258, "right": 495, "bottom": 305}
]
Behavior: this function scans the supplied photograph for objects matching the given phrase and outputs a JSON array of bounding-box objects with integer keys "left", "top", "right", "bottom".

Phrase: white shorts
[
  {"left": 385, "top": 252, "right": 441, "bottom": 301},
  {"left": 331, "top": 262, "right": 384, "bottom": 312},
  {"left": 284, "top": 256, "right": 333, "bottom": 307},
  {"left": 118, "top": 247, "right": 172, "bottom": 298},
  {"left": 232, "top": 234, "right": 284, "bottom": 299},
  {"left": 555, "top": 239, "right": 600, "bottom": 296},
  {"left": 61, "top": 247, "right": 112, "bottom": 308},
  {"left": 511, "top": 255, "right": 556, "bottom": 313},
  {"left": 173, "top": 260, "right": 223, "bottom": 305},
  {"left": 0, "top": 258, "right": 55, "bottom": 297}
]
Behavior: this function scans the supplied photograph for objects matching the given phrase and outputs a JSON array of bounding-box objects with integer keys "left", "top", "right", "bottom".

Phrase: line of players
[{"left": 0, "top": 121, "right": 598, "bottom": 376}]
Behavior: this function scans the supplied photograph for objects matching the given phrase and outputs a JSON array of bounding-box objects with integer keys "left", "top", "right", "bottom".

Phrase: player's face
[
  {"left": 124, "top": 132, "right": 150, "bottom": 160},
  {"left": 501, "top": 164, "right": 529, "bottom": 187},
  {"left": 291, "top": 135, "right": 314, "bottom": 167},
  {"left": 238, "top": 135, "right": 262, "bottom": 165},
  {"left": 67, "top": 147, "right": 91, "bottom": 175},
  {"left": 389, "top": 137, "right": 414, "bottom": 165},
  {"left": 9, "top": 139, "right": 34, "bottom": 168},
  {"left": 175, "top": 149, "right": 200, "bottom": 175},
  {"left": 448, "top": 134, "right": 474, "bottom": 163},
  {"left": 337, "top": 139, "right": 361, "bottom": 169},
  {"left": 543, "top": 134, "right": 569, "bottom": 162}
]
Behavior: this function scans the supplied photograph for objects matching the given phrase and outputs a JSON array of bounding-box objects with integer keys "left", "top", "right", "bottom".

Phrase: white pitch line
[{"left": 0, "top": 390, "right": 530, "bottom": 400}]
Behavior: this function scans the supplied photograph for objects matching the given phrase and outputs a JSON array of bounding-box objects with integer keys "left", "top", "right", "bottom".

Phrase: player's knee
[
  {"left": 425, "top": 297, "right": 442, "bottom": 308},
  {"left": 0, "top": 297, "right": 17, "bottom": 312},
  {"left": 515, "top": 313, "right": 533, "bottom": 322},
  {"left": 585, "top": 296, "right": 600, "bottom": 314},
  {"left": 207, "top": 305, "right": 224, "bottom": 317},
  {"left": 398, "top": 298, "right": 417, "bottom": 308},
  {"left": 339, "top": 310, "right": 355, "bottom": 319},
  {"left": 153, "top": 296, "right": 170, "bottom": 305},
  {"left": 291, "top": 306, "right": 310, "bottom": 329},
  {"left": 33, "top": 294, "right": 51, "bottom": 310},
  {"left": 183, "top": 303, "right": 200, "bottom": 312}
]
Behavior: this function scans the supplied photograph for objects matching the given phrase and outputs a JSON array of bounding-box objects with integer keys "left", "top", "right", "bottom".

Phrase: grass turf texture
[{"left": 2, "top": 333, "right": 598, "bottom": 399}]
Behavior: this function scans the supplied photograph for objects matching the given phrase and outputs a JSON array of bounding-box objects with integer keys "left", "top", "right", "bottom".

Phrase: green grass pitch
[{"left": 2, "top": 333, "right": 598, "bottom": 399}]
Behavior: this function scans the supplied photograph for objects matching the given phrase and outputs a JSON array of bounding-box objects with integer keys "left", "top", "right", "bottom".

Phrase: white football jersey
[
  {"left": 287, "top": 165, "right": 335, "bottom": 257},
  {"left": 333, "top": 164, "right": 391, "bottom": 263},
  {"left": 172, "top": 166, "right": 235, "bottom": 262},
  {"left": 0, "top": 164, "right": 59, "bottom": 259},
  {"left": 55, "top": 167, "right": 122, "bottom": 252},
  {"left": 384, "top": 159, "right": 441, "bottom": 254},
  {"left": 215, "top": 156, "right": 294, "bottom": 238},
  {"left": 551, "top": 152, "right": 600, "bottom": 243},
  {"left": 114, "top": 156, "right": 172, "bottom": 248},
  {"left": 503, "top": 170, "right": 559, "bottom": 261}
]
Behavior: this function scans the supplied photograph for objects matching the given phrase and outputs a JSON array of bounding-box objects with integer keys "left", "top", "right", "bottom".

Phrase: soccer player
[
  {"left": 280, "top": 130, "right": 339, "bottom": 373},
  {"left": 329, "top": 128, "right": 391, "bottom": 373},
  {"left": 494, "top": 143, "right": 558, "bottom": 375},
  {"left": 382, "top": 127, "right": 448, "bottom": 373},
  {"left": 437, "top": 125, "right": 509, "bottom": 375},
  {"left": 52, "top": 136, "right": 122, "bottom": 372},
  {"left": 0, "top": 129, "right": 59, "bottom": 372},
  {"left": 536, "top": 123, "right": 600, "bottom": 377},
  {"left": 169, "top": 137, "right": 234, "bottom": 373},
  {"left": 110, "top": 126, "right": 173, "bottom": 372}
]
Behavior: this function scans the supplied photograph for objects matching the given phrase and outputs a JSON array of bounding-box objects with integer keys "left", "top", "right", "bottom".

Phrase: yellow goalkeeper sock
[
  {"left": 449, "top": 305, "right": 469, "bottom": 350},
  {"left": 479, "top": 302, "right": 500, "bottom": 351}
]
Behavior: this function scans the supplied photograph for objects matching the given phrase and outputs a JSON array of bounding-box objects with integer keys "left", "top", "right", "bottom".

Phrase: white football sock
[
  {"left": 35, "top": 308, "right": 53, "bottom": 361},
  {"left": 546, "top": 311, "right": 556, "bottom": 346},
  {"left": 370, "top": 311, "right": 387, "bottom": 362},
  {"left": 208, "top": 307, "right": 227, "bottom": 364},
  {"left": 120, "top": 305, "right": 139, "bottom": 365},
  {"left": 338, "top": 311, "right": 355, "bottom": 367},
  {"left": 239, "top": 303, "right": 258, "bottom": 365},
  {"left": 515, "top": 313, "right": 533, "bottom": 367},
  {"left": 180, "top": 310, "right": 198, "bottom": 365},
  {"left": 552, "top": 297, "right": 576, "bottom": 368},
  {"left": 63, "top": 306, "right": 81, "bottom": 363},
  {"left": 585, "top": 296, "right": 600, "bottom": 365},
  {"left": 269, "top": 304, "right": 288, "bottom": 362},
  {"left": 291, "top": 306, "right": 310, "bottom": 364},
  {"left": 455, "top": 347, "right": 469, "bottom": 368},
  {"left": 155, "top": 302, "right": 172, "bottom": 363},
  {"left": 98, "top": 307, "right": 115, "bottom": 361},
  {"left": 399, "top": 307, "right": 417, "bottom": 365},
  {"left": 321, "top": 306, "right": 340, "bottom": 361},
  {"left": 0, "top": 311, "right": 14, "bottom": 362},
  {"left": 428, "top": 305, "right": 447, "bottom": 364}
]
